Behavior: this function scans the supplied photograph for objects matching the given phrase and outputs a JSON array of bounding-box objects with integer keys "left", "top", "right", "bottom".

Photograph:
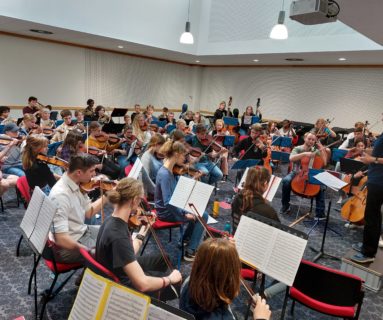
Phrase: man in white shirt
[{"left": 49, "top": 154, "right": 107, "bottom": 263}]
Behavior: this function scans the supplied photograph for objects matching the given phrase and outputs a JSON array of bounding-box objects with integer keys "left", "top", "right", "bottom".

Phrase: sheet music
[
  {"left": 234, "top": 216, "right": 307, "bottom": 286},
  {"left": 69, "top": 271, "right": 107, "bottom": 320},
  {"left": 185, "top": 181, "right": 214, "bottom": 216},
  {"left": 29, "top": 195, "right": 56, "bottom": 254},
  {"left": 127, "top": 140, "right": 137, "bottom": 160},
  {"left": 147, "top": 305, "right": 185, "bottom": 320},
  {"left": 263, "top": 176, "right": 282, "bottom": 202},
  {"left": 313, "top": 171, "right": 348, "bottom": 191},
  {"left": 207, "top": 215, "right": 218, "bottom": 224},
  {"left": 20, "top": 187, "right": 45, "bottom": 238},
  {"left": 237, "top": 167, "right": 249, "bottom": 189},
  {"left": 128, "top": 157, "right": 143, "bottom": 179},
  {"left": 169, "top": 176, "right": 196, "bottom": 210},
  {"left": 102, "top": 286, "right": 149, "bottom": 320}
]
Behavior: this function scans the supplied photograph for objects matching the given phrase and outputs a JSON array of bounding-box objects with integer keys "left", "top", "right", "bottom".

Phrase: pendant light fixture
[
  {"left": 180, "top": 0, "right": 194, "bottom": 44},
  {"left": 270, "top": 0, "right": 288, "bottom": 40}
]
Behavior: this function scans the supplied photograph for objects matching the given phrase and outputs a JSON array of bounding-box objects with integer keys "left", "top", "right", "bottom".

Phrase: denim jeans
[
  {"left": 3, "top": 165, "right": 25, "bottom": 177},
  {"left": 281, "top": 171, "right": 325, "bottom": 215},
  {"left": 194, "top": 161, "right": 223, "bottom": 185}
]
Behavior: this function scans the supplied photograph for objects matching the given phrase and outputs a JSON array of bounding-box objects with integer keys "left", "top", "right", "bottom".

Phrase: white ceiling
[{"left": 0, "top": 0, "right": 383, "bottom": 65}]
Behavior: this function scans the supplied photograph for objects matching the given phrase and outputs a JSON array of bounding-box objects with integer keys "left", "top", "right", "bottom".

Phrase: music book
[
  {"left": 237, "top": 169, "right": 281, "bottom": 202},
  {"left": 234, "top": 215, "right": 308, "bottom": 286},
  {"left": 19, "top": 187, "right": 57, "bottom": 255},
  {"left": 69, "top": 269, "right": 195, "bottom": 320},
  {"left": 312, "top": 171, "right": 348, "bottom": 191},
  {"left": 110, "top": 108, "right": 128, "bottom": 118},
  {"left": 169, "top": 176, "right": 214, "bottom": 216},
  {"left": 128, "top": 157, "right": 143, "bottom": 180}
]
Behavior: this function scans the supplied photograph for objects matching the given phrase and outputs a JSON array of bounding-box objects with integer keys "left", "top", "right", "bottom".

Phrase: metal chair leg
[{"left": 16, "top": 234, "right": 23, "bottom": 257}]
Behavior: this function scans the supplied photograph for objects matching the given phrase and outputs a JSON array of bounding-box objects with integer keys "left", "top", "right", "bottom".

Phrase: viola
[
  {"left": 86, "top": 146, "right": 105, "bottom": 157},
  {"left": 173, "top": 164, "right": 203, "bottom": 179},
  {"left": 80, "top": 178, "right": 116, "bottom": 193},
  {"left": 37, "top": 154, "right": 69, "bottom": 169},
  {"left": 341, "top": 176, "right": 367, "bottom": 224},
  {"left": 291, "top": 148, "right": 324, "bottom": 198}
]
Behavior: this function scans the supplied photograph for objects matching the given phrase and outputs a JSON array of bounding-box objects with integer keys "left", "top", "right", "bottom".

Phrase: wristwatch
[
  {"left": 375, "top": 157, "right": 379, "bottom": 164},
  {"left": 136, "top": 234, "right": 145, "bottom": 241}
]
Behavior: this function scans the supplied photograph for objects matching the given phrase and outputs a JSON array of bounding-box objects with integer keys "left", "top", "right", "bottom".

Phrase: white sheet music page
[
  {"left": 169, "top": 176, "right": 196, "bottom": 211},
  {"left": 102, "top": 285, "right": 149, "bottom": 320},
  {"left": 313, "top": 171, "right": 348, "bottom": 191},
  {"left": 147, "top": 305, "right": 185, "bottom": 320},
  {"left": 186, "top": 180, "right": 214, "bottom": 216},
  {"left": 20, "top": 187, "right": 45, "bottom": 239},
  {"left": 69, "top": 270, "right": 107, "bottom": 320},
  {"left": 29, "top": 195, "right": 57, "bottom": 254},
  {"left": 237, "top": 167, "right": 249, "bottom": 190},
  {"left": 263, "top": 175, "right": 282, "bottom": 202},
  {"left": 128, "top": 157, "right": 143, "bottom": 179}
]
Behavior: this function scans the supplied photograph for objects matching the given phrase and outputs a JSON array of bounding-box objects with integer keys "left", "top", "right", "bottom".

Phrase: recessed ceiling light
[
  {"left": 253, "top": 59, "right": 259, "bottom": 62},
  {"left": 285, "top": 58, "right": 304, "bottom": 61},
  {"left": 338, "top": 57, "right": 347, "bottom": 61},
  {"left": 117, "top": 45, "right": 124, "bottom": 49},
  {"left": 195, "top": 60, "right": 200, "bottom": 63},
  {"left": 29, "top": 29, "right": 53, "bottom": 35}
]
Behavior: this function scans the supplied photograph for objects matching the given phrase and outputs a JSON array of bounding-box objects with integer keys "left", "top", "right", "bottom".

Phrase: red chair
[
  {"left": 39, "top": 239, "right": 83, "bottom": 319},
  {"left": 281, "top": 259, "right": 365, "bottom": 319},
  {"left": 16, "top": 176, "right": 32, "bottom": 257},
  {"left": 79, "top": 248, "right": 119, "bottom": 283},
  {"left": 124, "top": 163, "right": 134, "bottom": 177}
]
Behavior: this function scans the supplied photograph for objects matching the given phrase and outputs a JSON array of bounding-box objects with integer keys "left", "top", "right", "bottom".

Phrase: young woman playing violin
[
  {"left": 155, "top": 140, "right": 209, "bottom": 261},
  {"left": 211, "top": 119, "right": 229, "bottom": 181},
  {"left": 140, "top": 133, "right": 165, "bottom": 197},
  {"left": 132, "top": 113, "right": 151, "bottom": 146},
  {"left": 313, "top": 118, "right": 337, "bottom": 144},
  {"left": 239, "top": 105, "right": 255, "bottom": 136},
  {"left": 57, "top": 130, "right": 85, "bottom": 162},
  {"left": 180, "top": 238, "right": 271, "bottom": 320},
  {"left": 93, "top": 105, "right": 111, "bottom": 125},
  {"left": 96, "top": 177, "right": 182, "bottom": 298},
  {"left": 22, "top": 135, "right": 60, "bottom": 195},
  {"left": 19, "top": 113, "right": 42, "bottom": 136}
]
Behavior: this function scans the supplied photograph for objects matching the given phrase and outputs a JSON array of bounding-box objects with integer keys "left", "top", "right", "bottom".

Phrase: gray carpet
[{"left": 0, "top": 163, "right": 382, "bottom": 320}]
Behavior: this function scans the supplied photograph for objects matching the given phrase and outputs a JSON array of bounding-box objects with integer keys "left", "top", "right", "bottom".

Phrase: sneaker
[
  {"left": 280, "top": 205, "right": 290, "bottom": 214},
  {"left": 183, "top": 250, "right": 195, "bottom": 262},
  {"left": 350, "top": 253, "right": 374, "bottom": 264},
  {"left": 379, "top": 237, "right": 383, "bottom": 248},
  {"left": 352, "top": 242, "right": 363, "bottom": 253},
  {"left": 315, "top": 213, "right": 326, "bottom": 220}
]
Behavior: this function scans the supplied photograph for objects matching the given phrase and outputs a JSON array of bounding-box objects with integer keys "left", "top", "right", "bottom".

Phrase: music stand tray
[
  {"left": 223, "top": 135, "right": 235, "bottom": 147},
  {"left": 102, "top": 122, "right": 124, "bottom": 134},
  {"left": 272, "top": 136, "right": 292, "bottom": 148},
  {"left": 231, "top": 159, "right": 260, "bottom": 170},
  {"left": 110, "top": 108, "right": 128, "bottom": 118},
  {"left": 332, "top": 148, "right": 348, "bottom": 163},
  {"left": 340, "top": 158, "right": 365, "bottom": 174},
  {"left": 223, "top": 117, "right": 239, "bottom": 126},
  {"left": 271, "top": 151, "right": 290, "bottom": 163}
]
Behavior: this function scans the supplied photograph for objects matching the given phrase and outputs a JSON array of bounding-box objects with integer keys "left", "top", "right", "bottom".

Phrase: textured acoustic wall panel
[
  {"left": 208, "top": 0, "right": 354, "bottom": 42},
  {"left": 199, "top": 67, "right": 383, "bottom": 131}
]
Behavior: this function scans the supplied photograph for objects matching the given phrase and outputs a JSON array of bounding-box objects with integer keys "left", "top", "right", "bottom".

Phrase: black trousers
[{"left": 362, "top": 183, "right": 383, "bottom": 257}]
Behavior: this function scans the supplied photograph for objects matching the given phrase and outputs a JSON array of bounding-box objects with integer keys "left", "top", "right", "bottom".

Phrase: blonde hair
[
  {"left": 22, "top": 135, "right": 49, "bottom": 170},
  {"left": 148, "top": 133, "right": 165, "bottom": 149},
  {"left": 159, "top": 140, "right": 186, "bottom": 158},
  {"left": 132, "top": 113, "right": 146, "bottom": 141},
  {"left": 107, "top": 177, "right": 143, "bottom": 206},
  {"left": 23, "top": 113, "right": 36, "bottom": 122}
]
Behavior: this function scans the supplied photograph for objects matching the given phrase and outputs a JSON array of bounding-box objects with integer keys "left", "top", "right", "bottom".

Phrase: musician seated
[
  {"left": 278, "top": 119, "right": 296, "bottom": 138},
  {"left": 213, "top": 100, "right": 232, "bottom": 123},
  {"left": 232, "top": 124, "right": 267, "bottom": 163},
  {"left": 19, "top": 114, "right": 41, "bottom": 136},
  {"left": 57, "top": 130, "right": 85, "bottom": 162},
  {"left": 189, "top": 124, "right": 224, "bottom": 185},
  {"left": 73, "top": 110, "right": 86, "bottom": 133},
  {"left": 0, "top": 123, "right": 25, "bottom": 177},
  {"left": 83, "top": 98, "right": 95, "bottom": 121},
  {"left": 180, "top": 238, "right": 271, "bottom": 320},
  {"left": 39, "top": 108, "right": 55, "bottom": 129},
  {"left": 145, "top": 104, "right": 157, "bottom": 124},
  {"left": 165, "top": 112, "right": 176, "bottom": 126},
  {"left": 239, "top": 106, "right": 255, "bottom": 136},
  {"left": 22, "top": 96, "right": 40, "bottom": 116},
  {"left": 93, "top": 105, "right": 110, "bottom": 125},
  {"left": 132, "top": 113, "right": 151, "bottom": 146},
  {"left": 312, "top": 118, "right": 337, "bottom": 144},
  {"left": 155, "top": 140, "right": 208, "bottom": 261},
  {"left": 280, "top": 132, "right": 327, "bottom": 218},
  {"left": 339, "top": 127, "right": 367, "bottom": 150},
  {"left": 211, "top": 119, "right": 229, "bottom": 181},
  {"left": 340, "top": 121, "right": 364, "bottom": 148},
  {"left": 158, "top": 107, "right": 168, "bottom": 122},
  {"left": 183, "top": 111, "right": 194, "bottom": 126},
  {"left": 51, "top": 110, "right": 74, "bottom": 142},
  {"left": 49, "top": 154, "right": 106, "bottom": 264},
  {"left": 231, "top": 167, "right": 279, "bottom": 234},
  {"left": 0, "top": 106, "right": 11, "bottom": 124},
  {"left": 188, "top": 112, "right": 207, "bottom": 132},
  {"left": 22, "top": 135, "right": 59, "bottom": 195},
  {"left": 95, "top": 177, "right": 181, "bottom": 298}
]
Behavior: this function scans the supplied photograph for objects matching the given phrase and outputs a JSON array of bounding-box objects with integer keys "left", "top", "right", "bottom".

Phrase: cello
[{"left": 340, "top": 176, "right": 367, "bottom": 224}]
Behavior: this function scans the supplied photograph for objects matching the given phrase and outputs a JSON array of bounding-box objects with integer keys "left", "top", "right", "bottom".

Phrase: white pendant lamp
[
  {"left": 180, "top": 0, "right": 194, "bottom": 44},
  {"left": 270, "top": 0, "right": 288, "bottom": 40}
]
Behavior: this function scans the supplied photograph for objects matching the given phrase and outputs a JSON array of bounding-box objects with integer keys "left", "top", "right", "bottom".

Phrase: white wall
[{"left": 1, "top": 35, "right": 382, "bottom": 132}]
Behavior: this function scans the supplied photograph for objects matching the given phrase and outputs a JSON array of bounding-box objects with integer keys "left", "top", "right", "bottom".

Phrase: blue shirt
[
  {"left": 368, "top": 133, "right": 383, "bottom": 186},
  {"left": 154, "top": 166, "right": 184, "bottom": 220}
]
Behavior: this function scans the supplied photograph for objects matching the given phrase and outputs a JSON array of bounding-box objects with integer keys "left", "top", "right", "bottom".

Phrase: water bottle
[
  {"left": 224, "top": 221, "right": 232, "bottom": 235},
  {"left": 213, "top": 198, "right": 220, "bottom": 218}
]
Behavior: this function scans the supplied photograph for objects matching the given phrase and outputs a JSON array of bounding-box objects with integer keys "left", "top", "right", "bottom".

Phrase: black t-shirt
[
  {"left": 25, "top": 161, "right": 56, "bottom": 189},
  {"left": 96, "top": 216, "right": 136, "bottom": 285}
]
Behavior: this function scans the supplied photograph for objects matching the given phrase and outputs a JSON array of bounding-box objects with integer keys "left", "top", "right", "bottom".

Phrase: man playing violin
[
  {"left": 339, "top": 127, "right": 367, "bottom": 150},
  {"left": 232, "top": 124, "right": 267, "bottom": 162},
  {"left": 0, "top": 123, "right": 25, "bottom": 177},
  {"left": 51, "top": 110, "right": 75, "bottom": 142},
  {"left": 189, "top": 124, "right": 224, "bottom": 185},
  {"left": 280, "top": 132, "right": 327, "bottom": 218},
  {"left": 49, "top": 154, "right": 107, "bottom": 264},
  {"left": 22, "top": 96, "right": 40, "bottom": 116}
]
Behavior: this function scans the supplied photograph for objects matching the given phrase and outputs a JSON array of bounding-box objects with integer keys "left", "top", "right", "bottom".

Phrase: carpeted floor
[{"left": 0, "top": 163, "right": 382, "bottom": 320}]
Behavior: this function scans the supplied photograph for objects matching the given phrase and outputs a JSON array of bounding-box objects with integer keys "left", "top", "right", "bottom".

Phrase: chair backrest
[
  {"left": 293, "top": 260, "right": 364, "bottom": 307},
  {"left": 79, "top": 248, "right": 120, "bottom": 283},
  {"left": 16, "top": 176, "right": 31, "bottom": 204},
  {"left": 124, "top": 163, "right": 134, "bottom": 177}
]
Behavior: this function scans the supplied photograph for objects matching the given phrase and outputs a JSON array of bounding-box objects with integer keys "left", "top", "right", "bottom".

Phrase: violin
[
  {"left": 86, "top": 146, "right": 105, "bottom": 157},
  {"left": 140, "top": 123, "right": 149, "bottom": 131},
  {"left": 37, "top": 154, "right": 69, "bottom": 169},
  {"left": 172, "top": 164, "right": 203, "bottom": 179},
  {"left": 107, "top": 134, "right": 123, "bottom": 144},
  {"left": 94, "top": 132, "right": 109, "bottom": 143},
  {"left": 199, "top": 136, "right": 223, "bottom": 153},
  {"left": 0, "top": 136, "right": 22, "bottom": 146},
  {"left": 187, "top": 146, "right": 203, "bottom": 158},
  {"left": 42, "top": 128, "right": 55, "bottom": 136},
  {"left": 128, "top": 208, "right": 155, "bottom": 229},
  {"left": 80, "top": 178, "right": 116, "bottom": 193}
]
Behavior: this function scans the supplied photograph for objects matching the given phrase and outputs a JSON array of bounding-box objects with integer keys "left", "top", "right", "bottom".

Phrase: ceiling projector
[{"left": 290, "top": 0, "right": 339, "bottom": 25}]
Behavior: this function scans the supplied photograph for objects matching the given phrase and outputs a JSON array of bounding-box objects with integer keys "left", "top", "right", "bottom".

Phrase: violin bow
[{"left": 188, "top": 203, "right": 255, "bottom": 298}]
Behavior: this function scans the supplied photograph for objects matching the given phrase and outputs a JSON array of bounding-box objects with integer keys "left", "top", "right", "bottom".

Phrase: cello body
[
  {"left": 291, "top": 154, "right": 323, "bottom": 198},
  {"left": 341, "top": 178, "right": 368, "bottom": 223}
]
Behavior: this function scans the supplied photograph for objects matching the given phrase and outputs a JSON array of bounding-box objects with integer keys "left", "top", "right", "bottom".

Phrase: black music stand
[
  {"left": 232, "top": 159, "right": 260, "bottom": 185},
  {"left": 306, "top": 169, "right": 342, "bottom": 262},
  {"left": 223, "top": 116, "right": 239, "bottom": 127},
  {"left": 110, "top": 108, "right": 128, "bottom": 118},
  {"left": 271, "top": 136, "right": 292, "bottom": 149}
]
